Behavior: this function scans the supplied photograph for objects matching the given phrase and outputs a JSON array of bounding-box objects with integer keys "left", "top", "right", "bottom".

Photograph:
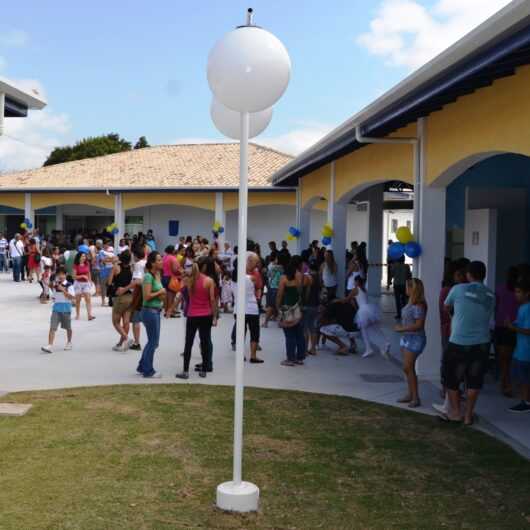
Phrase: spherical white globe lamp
[
  {"left": 211, "top": 99, "right": 273, "bottom": 140},
  {"left": 207, "top": 25, "right": 291, "bottom": 113}
]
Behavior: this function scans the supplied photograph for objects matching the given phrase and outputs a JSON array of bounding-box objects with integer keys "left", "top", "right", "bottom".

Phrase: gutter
[{"left": 0, "top": 186, "right": 297, "bottom": 193}]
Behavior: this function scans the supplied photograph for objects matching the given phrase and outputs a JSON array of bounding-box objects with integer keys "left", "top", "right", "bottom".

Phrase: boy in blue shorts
[
  {"left": 506, "top": 279, "right": 530, "bottom": 413},
  {"left": 41, "top": 267, "right": 75, "bottom": 353}
]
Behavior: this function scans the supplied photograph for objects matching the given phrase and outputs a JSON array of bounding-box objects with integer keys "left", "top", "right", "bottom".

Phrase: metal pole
[
  {"left": 0, "top": 92, "right": 5, "bottom": 137},
  {"left": 233, "top": 111, "right": 249, "bottom": 486}
]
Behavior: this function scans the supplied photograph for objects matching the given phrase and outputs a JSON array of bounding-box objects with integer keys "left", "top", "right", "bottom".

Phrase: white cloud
[
  {"left": 357, "top": 0, "right": 512, "bottom": 69},
  {"left": 257, "top": 122, "right": 335, "bottom": 155},
  {"left": 0, "top": 80, "right": 71, "bottom": 172}
]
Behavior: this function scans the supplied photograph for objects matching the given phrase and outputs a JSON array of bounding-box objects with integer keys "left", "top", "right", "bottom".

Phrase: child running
[{"left": 41, "top": 267, "right": 75, "bottom": 353}]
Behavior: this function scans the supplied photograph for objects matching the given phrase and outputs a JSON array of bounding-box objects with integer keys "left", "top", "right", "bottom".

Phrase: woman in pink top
[
  {"left": 495, "top": 266, "right": 519, "bottom": 396},
  {"left": 73, "top": 251, "right": 95, "bottom": 321},
  {"left": 176, "top": 256, "right": 217, "bottom": 380},
  {"left": 162, "top": 245, "right": 181, "bottom": 319}
]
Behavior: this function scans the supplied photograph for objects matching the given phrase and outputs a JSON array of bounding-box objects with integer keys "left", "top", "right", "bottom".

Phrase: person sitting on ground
[
  {"left": 505, "top": 278, "right": 530, "bottom": 413},
  {"left": 319, "top": 298, "right": 358, "bottom": 355},
  {"left": 41, "top": 267, "right": 75, "bottom": 354},
  {"left": 442, "top": 261, "right": 495, "bottom": 425}
]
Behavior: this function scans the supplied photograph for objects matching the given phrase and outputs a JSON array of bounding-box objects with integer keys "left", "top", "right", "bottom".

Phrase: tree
[
  {"left": 43, "top": 133, "right": 132, "bottom": 166},
  {"left": 134, "top": 136, "right": 150, "bottom": 149}
]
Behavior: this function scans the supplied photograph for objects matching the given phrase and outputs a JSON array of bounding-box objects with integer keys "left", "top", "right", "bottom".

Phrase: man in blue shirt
[{"left": 443, "top": 261, "right": 495, "bottom": 425}]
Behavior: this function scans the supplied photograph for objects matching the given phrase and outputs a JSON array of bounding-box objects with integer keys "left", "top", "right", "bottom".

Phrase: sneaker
[
  {"left": 129, "top": 343, "right": 141, "bottom": 351},
  {"left": 64, "top": 343, "right": 72, "bottom": 351},
  {"left": 432, "top": 403, "right": 449, "bottom": 415},
  {"left": 144, "top": 372, "right": 162, "bottom": 379},
  {"left": 175, "top": 372, "right": 189, "bottom": 380},
  {"left": 508, "top": 401, "right": 530, "bottom": 413},
  {"left": 127, "top": 339, "right": 135, "bottom": 348},
  {"left": 41, "top": 345, "right": 53, "bottom": 354},
  {"left": 362, "top": 351, "right": 374, "bottom": 359},
  {"left": 112, "top": 344, "right": 123, "bottom": 352}
]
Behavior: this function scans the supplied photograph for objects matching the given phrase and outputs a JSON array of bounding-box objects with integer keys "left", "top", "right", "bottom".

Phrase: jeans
[
  {"left": 138, "top": 308, "right": 161, "bottom": 377},
  {"left": 12, "top": 256, "right": 22, "bottom": 282},
  {"left": 183, "top": 315, "right": 213, "bottom": 372},
  {"left": 0, "top": 254, "right": 7, "bottom": 272},
  {"left": 282, "top": 322, "right": 306, "bottom": 362},
  {"left": 394, "top": 284, "right": 408, "bottom": 318}
]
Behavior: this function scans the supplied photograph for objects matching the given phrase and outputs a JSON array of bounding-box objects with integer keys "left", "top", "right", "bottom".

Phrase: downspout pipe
[{"left": 0, "top": 92, "right": 5, "bottom": 137}]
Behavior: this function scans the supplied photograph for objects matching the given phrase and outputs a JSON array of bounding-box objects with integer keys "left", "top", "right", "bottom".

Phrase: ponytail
[{"left": 189, "top": 262, "right": 200, "bottom": 292}]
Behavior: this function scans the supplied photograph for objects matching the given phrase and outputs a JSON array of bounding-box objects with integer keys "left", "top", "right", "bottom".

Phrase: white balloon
[
  {"left": 210, "top": 99, "right": 273, "bottom": 140},
  {"left": 207, "top": 26, "right": 291, "bottom": 113}
]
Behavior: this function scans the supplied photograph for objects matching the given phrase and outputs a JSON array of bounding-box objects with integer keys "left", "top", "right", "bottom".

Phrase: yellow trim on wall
[
  {"left": 32, "top": 193, "right": 114, "bottom": 210},
  {"left": 123, "top": 192, "right": 215, "bottom": 211},
  {"left": 426, "top": 65, "right": 530, "bottom": 185},
  {"left": 301, "top": 164, "right": 331, "bottom": 207},
  {"left": 0, "top": 193, "right": 24, "bottom": 209},
  {"left": 223, "top": 191, "right": 296, "bottom": 211}
]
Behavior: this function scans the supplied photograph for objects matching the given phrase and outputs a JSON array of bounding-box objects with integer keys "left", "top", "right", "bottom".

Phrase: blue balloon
[
  {"left": 111, "top": 228, "right": 119, "bottom": 235},
  {"left": 322, "top": 236, "right": 332, "bottom": 246},
  {"left": 27, "top": 222, "right": 33, "bottom": 229},
  {"left": 24, "top": 218, "right": 30, "bottom": 225},
  {"left": 218, "top": 226, "right": 224, "bottom": 234},
  {"left": 288, "top": 226, "right": 297, "bottom": 236},
  {"left": 388, "top": 242, "right": 405, "bottom": 260},
  {"left": 78, "top": 244, "right": 89, "bottom": 254},
  {"left": 405, "top": 241, "right": 422, "bottom": 258},
  {"left": 293, "top": 228, "right": 300, "bottom": 238}
]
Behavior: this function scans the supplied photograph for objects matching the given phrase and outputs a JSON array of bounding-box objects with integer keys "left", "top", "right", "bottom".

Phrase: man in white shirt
[
  {"left": 0, "top": 233, "right": 8, "bottom": 273},
  {"left": 9, "top": 234, "right": 25, "bottom": 282}
]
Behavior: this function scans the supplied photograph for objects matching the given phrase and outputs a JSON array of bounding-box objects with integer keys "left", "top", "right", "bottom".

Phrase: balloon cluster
[
  {"left": 20, "top": 218, "right": 33, "bottom": 231},
  {"left": 285, "top": 226, "right": 300, "bottom": 241},
  {"left": 388, "top": 226, "right": 422, "bottom": 260},
  {"left": 212, "top": 220, "right": 225, "bottom": 235},
  {"left": 106, "top": 222, "right": 119, "bottom": 236},
  {"left": 321, "top": 223, "right": 334, "bottom": 246}
]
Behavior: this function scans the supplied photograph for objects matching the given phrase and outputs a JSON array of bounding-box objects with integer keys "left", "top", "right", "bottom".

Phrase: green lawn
[{"left": 0, "top": 385, "right": 528, "bottom": 530}]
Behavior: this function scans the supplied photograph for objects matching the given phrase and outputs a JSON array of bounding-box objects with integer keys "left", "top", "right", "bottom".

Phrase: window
[{"left": 406, "top": 220, "right": 412, "bottom": 230}]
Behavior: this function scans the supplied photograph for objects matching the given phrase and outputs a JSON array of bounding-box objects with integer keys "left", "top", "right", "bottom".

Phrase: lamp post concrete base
[{"left": 216, "top": 481, "right": 259, "bottom": 512}]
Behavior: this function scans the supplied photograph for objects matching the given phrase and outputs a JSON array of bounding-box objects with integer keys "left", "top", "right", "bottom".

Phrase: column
[
  {"left": 327, "top": 162, "right": 335, "bottom": 225},
  {"left": 366, "top": 185, "right": 384, "bottom": 297},
  {"left": 55, "top": 205, "right": 64, "bottom": 231},
  {"left": 215, "top": 192, "right": 226, "bottom": 247},
  {"left": 114, "top": 193, "right": 124, "bottom": 248},
  {"left": 299, "top": 205, "right": 311, "bottom": 252},
  {"left": 24, "top": 193, "right": 34, "bottom": 229},
  {"left": 330, "top": 202, "right": 347, "bottom": 296},
  {"left": 295, "top": 185, "right": 302, "bottom": 254}
]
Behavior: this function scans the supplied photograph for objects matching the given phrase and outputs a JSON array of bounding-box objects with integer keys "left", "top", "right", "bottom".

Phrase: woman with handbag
[
  {"left": 108, "top": 250, "right": 134, "bottom": 351},
  {"left": 276, "top": 257, "right": 306, "bottom": 366}
]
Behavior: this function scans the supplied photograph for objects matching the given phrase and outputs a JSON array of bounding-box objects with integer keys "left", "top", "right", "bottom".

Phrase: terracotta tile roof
[{"left": 0, "top": 143, "right": 294, "bottom": 190}]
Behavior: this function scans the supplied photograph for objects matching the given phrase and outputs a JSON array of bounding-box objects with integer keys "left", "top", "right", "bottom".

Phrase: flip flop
[{"left": 437, "top": 412, "right": 462, "bottom": 423}]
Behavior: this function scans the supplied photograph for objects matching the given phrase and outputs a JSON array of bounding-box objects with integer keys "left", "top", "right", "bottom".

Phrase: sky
[{"left": 0, "top": 0, "right": 512, "bottom": 171}]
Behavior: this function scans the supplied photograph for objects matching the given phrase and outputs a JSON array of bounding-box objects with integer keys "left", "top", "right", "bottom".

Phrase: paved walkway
[{"left": 1, "top": 274, "right": 528, "bottom": 458}]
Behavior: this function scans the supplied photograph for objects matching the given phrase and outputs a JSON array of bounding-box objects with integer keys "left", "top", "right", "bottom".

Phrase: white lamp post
[{"left": 207, "top": 8, "right": 291, "bottom": 513}]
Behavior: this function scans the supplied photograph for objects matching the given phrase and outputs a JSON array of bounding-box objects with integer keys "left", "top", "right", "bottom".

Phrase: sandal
[
  {"left": 408, "top": 399, "right": 421, "bottom": 408},
  {"left": 437, "top": 412, "right": 462, "bottom": 423},
  {"left": 397, "top": 395, "right": 412, "bottom": 403},
  {"left": 250, "top": 358, "right": 264, "bottom": 364}
]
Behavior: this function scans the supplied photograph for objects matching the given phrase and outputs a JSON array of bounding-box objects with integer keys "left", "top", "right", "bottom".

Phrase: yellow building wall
[
  {"left": 426, "top": 65, "right": 530, "bottom": 185},
  {"left": 32, "top": 193, "right": 114, "bottom": 210},
  {"left": 123, "top": 192, "right": 215, "bottom": 211},
  {"left": 0, "top": 193, "right": 24, "bottom": 209},
  {"left": 299, "top": 124, "right": 415, "bottom": 207}
]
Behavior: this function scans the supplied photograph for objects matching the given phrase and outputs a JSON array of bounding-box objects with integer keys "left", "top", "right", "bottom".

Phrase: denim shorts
[{"left": 400, "top": 334, "right": 426, "bottom": 356}]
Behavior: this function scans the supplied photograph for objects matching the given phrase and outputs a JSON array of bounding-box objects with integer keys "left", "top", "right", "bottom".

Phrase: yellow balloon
[
  {"left": 396, "top": 226, "right": 413, "bottom": 244},
  {"left": 287, "top": 234, "right": 295, "bottom": 241},
  {"left": 20, "top": 223, "right": 27, "bottom": 229},
  {"left": 321, "top": 226, "right": 334, "bottom": 237}
]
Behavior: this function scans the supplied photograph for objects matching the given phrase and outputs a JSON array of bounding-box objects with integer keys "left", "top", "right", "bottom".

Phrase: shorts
[
  {"left": 112, "top": 293, "right": 133, "bottom": 318},
  {"left": 494, "top": 326, "right": 517, "bottom": 349},
  {"left": 511, "top": 359, "right": 530, "bottom": 385},
  {"left": 92, "top": 269, "right": 101, "bottom": 286},
  {"left": 266, "top": 288, "right": 278, "bottom": 308},
  {"left": 400, "top": 334, "right": 426, "bottom": 356},
  {"left": 444, "top": 342, "right": 490, "bottom": 391},
  {"left": 303, "top": 306, "right": 319, "bottom": 334},
  {"left": 74, "top": 281, "right": 91, "bottom": 295},
  {"left": 130, "top": 310, "right": 142, "bottom": 324},
  {"left": 162, "top": 276, "right": 170, "bottom": 289},
  {"left": 320, "top": 324, "right": 356, "bottom": 340},
  {"left": 51, "top": 311, "right": 71, "bottom": 331}
]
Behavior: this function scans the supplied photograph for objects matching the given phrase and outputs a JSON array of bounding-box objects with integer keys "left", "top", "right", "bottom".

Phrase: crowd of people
[{"left": 1, "top": 226, "right": 529, "bottom": 419}]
